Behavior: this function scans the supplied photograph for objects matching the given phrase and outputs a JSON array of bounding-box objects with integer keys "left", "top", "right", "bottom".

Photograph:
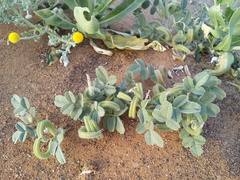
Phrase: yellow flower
[
  {"left": 72, "top": 32, "right": 84, "bottom": 43},
  {"left": 8, "top": 32, "right": 20, "bottom": 43}
]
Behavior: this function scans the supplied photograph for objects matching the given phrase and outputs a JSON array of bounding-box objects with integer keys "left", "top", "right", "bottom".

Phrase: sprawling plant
[
  {"left": 201, "top": 0, "right": 240, "bottom": 76},
  {"left": 55, "top": 59, "right": 226, "bottom": 157},
  {"left": 11, "top": 94, "right": 66, "bottom": 164}
]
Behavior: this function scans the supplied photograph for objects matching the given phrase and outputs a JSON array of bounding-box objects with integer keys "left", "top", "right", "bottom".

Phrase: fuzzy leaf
[
  {"left": 11, "top": 94, "right": 21, "bottom": 108},
  {"left": 145, "top": 131, "right": 164, "bottom": 147},
  {"left": 206, "top": 103, "right": 220, "bottom": 117},
  {"left": 172, "top": 95, "right": 188, "bottom": 108},
  {"left": 160, "top": 101, "right": 172, "bottom": 119},
  {"left": 116, "top": 117, "right": 125, "bottom": 134},
  {"left": 152, "top": 109, "right": 167, "bottom": 122},
  {"left": 12, "top": 131, "right": 22, "bottom": 144},
  {"left": 96, "top": 66, "right": 109, "bottom": 83},
  {"left": 166, "top": 119, "right": 180, "bottom": 130},
  {"left": 193, "top": 71, "right": 211, "bottom": 87},
  {"left": 137, "top": 109, "right": 149, "bottom": 123},
  {"left": 126, "top": 64, "right": 142, "bottom": 75},
  {"left": 182, "top": 137, "right": 194, "bottom": 147},
  {"left": 56, "top": 146, "right": 66, "bottom": 164},
  {"left": 199, "top": 93, "right": 216, "bottom": 104},
  {"left": 104, "top": 85, "right": 116, "bottom": 96},
  {"left": 34, "top": 8, "right": 75, "bottom": 30},
  {"left": 136, "top": 123, "right": 146, "bottom": 134},
  {"left": 190, "top": 144, "right": 203, "bottom": 156},
  {"left": 179, "top": 102, "right": 201, "bottom": 113}
]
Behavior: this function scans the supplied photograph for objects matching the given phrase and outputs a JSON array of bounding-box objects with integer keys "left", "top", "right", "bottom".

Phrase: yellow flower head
[
  {"left": 72, "top": 32, "right": 84, "bottom": 43},
  {"left": 8, "top": 32, "right": 20, "bottom": 43}
]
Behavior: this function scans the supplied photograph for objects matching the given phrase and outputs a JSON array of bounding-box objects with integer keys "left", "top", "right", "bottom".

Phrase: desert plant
[
  {"left": 11, "top": 94, "right": 66, "bottom": 164},
  {"left": 55, "top": 59, "right": 226, "bottom": 156}
]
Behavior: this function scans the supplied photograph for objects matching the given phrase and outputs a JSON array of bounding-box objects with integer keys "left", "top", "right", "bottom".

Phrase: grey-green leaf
[
  {"left": 56, "top": 146, "right": 66, "bottom": 164},
  {"left": 145, "top": 131, "right": 164, "bottom": 147},
  {"left": 206, "top": 103, "right": 220, "bottom": 117},
  {"left": 136, "top": 123, "right": 146, "bottom": 134},
  {"left": 190, "top": 144, "right": 203, "bottom": 156},
  {"left": 96, "top": 66, "right": 109, "bottom": 83},
  {"left": 166, "top": 119, "right": 180, "bottom": 130},
  {"left": 12, "top": 131, "right": 22, "bottom": 144},
  {"left": 116, "top": 117, "right": 125, "bottom": 134}
]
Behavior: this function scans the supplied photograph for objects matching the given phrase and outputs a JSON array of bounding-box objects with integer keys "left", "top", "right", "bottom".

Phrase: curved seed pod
[
  {"left": 33, "top": 137, "right": 52, "bottom": 159},
  {"left": 135, "top": 83, "right": 143, "bottom": 96},
  {"left": 182, "top": 121, "right": 201, "bottom": 136},
  {"left": 156, "top": 26, "right": 172, "bottom": 41},
  {"left": 185, "top": 28, "right": 193, "bottom": 43},
  {"left": 78, "top": 126, "right": 103, "bottom": 139},
  {"left": 37, "top": 120, "right": 56, "bottom": 142},
  {"left": 98, "top": 101, "right": 121, "bottom": 111},
  {"left": 130, "top": 89, "right": 143, "bottom": 100},
  {"left": 83, "top": 116, "right": 92, "bottom": 132},
  {"left": 129, "top": 96, "right": 139, "bottom": 118},
  {"left": 154, "top": 70, "right": 166, "bottom": 86},
  {"left": 89, "top": 120, "right": 103, "bottom": 139},
  {"left": 117, "top": 92, "right": 132, "bottom": 101},
  {"left": 174, "top": 44, "right": 192, "bottom": 54}
]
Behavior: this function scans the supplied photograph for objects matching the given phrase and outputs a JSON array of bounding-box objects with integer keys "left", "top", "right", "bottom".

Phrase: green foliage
[
  {"left": 11, "top": 95, "right": 66, "bottom": 164},
  {"left": 53, "top": 59, "right": 225, "bottom": 157}
]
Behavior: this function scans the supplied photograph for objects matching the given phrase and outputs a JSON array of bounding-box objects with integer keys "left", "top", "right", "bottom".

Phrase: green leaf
[
  {"left": 96, "top": 66, "right": 109, "bottom": 83},
  {"left": 108, "top": 75, "right": 117, "bottom": 85},
  {"left": 193, "top": 135, "right": 206, "bottom": 145},
  {"left": 190, "top": 144, "right": 203, "bottom": 156},
  {"left": 11, "top": 94, "right": 21, "bottom": 108},
  {"left": 145, "top": 131, "right": 164, "bottom": 147},
  {"left": 104, "top": 85, "right": 116, "bottom": 96},
  {"left": 54, "top": 95, "right": 69, "bottom": 107},
  {"left": 29, "top": 107, "right": 36, "bottom": 119},
  {"left": 150, "top": 6, "right": 157, "bottom": 15},
  {"left": 182, "top": 137, "right": 194, "bottom": 148},
  {"left": 105, "top": 117, "right": 116, "bottom": 132},
  {"left": 156, "top": 124, "right": 172, "bottom": 131},
  {"left": 159, "top": 92, "right": 167, "bottom": 105},
  {"left": 152, "top": 109, "right": 167, "bottom": 122},
  {"left": 15, "top": 122, "right": 26, "bottom": 132},
  {"left": 142, "top": 0, "right": 150, "bottom": 9},
  {"left": 56, "top": 146, "right": 66, "bottom": 164},
  {"left": 183, "top": 76, "right": 194, "bottom": 90},
  {"left": 206, "top": 103, "right": 220, "bottom": 117},
  {"left": 57, "top": 133, "right": 64, "bottom": 143},
  {"left": 12, "top": 131, "right": 22, "bottom": 144},
  {"left": 135, "top": 58, "right": 145, "bottom": 68},
  {"left": 166, "top": 119, "right": 180, "bottom": 130},
  {"left": 193, "top": 71, "right": 211, "bottom": 87},
  {"left": 137, "top": 109, "right": 149, "bottom": 123},
  {"left": 136, "top": 123, "right": 146, "bottom": 134},
  {"left": 20, "top": 97, "right": 30, "bottom": 109},
  {"left": 172, "top": 95, "right": 188, "bottom": 108},
  {"left": 208, "top": 5, "right": 225, "bottom": 30},
  {"left": 65, "top": 91, "right": 76, "bottom": 104},
  {"left": 116, "top": 117, "right": 125, "bottom": 134},
  {"left": 99, "top": 0, "right": 145, "bottom": 26},
  {"left": 199, "top": 93, "right": 216, "bottom": 104},
  {"left": 210, "top": 87, "right": 226, "bottom": 100},
  {"left": 19, "top": 131, "right": 27, "bottom": 142},
  {"left": 71, "top": 107, "right": 82, "bottom": 120},
  {"left": 50, "top": 140, "right": 58, "bottom": 156},
  {"left": 179, "top": 129, "right": 190, "bottom": 139},
  {"left": 63, "top": 0, "right": 88, "bottom": 10},
  {"left": 140, "top": 68, "right": 149, "bottom": 80},
  {"left": 74, "top": 7, "right": 105, "bottom": 39},
  {"left": 61, "top": 103, "right": 74, "bottom": 115},
  {"left": 14, "top": 107, "right": 26, "bottom": 116},
  {"left": 160, "top": 101, "right": 172, "bottom": 119},
  {"left": 126, "top": 64, "right": 141, "bottom": 75},
  {"left": 179, "top": 102, "right": 201, "bottom": 114},
  {"left": 144, "top": 121, "right": 154, "bottom": 131},
  {"left": 191, "top": 87, "right": 206, "bottom": 95},
  {"left": 34, "top": 8, "right": 75, "bottom": 30}
]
